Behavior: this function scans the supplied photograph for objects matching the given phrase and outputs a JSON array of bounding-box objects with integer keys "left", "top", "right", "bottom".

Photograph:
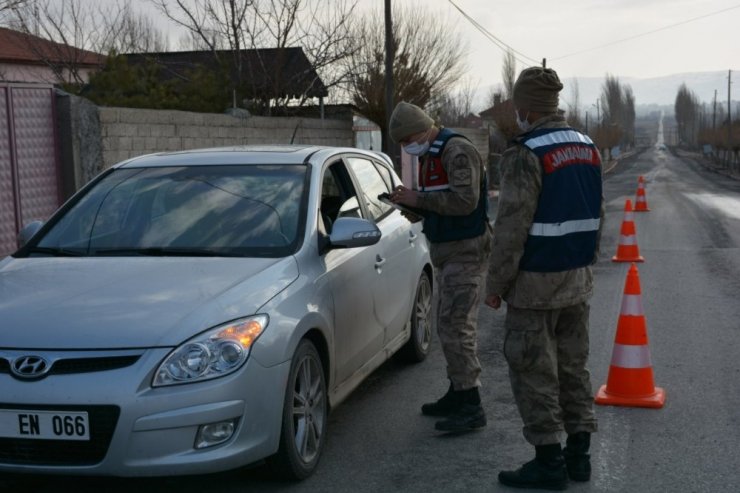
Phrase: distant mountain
[
  {"left": 476, "top": 70, "right": 739, "bottom": 116},
  {"left": 561, "top": 70, "right": 737, "bottom": 110}
]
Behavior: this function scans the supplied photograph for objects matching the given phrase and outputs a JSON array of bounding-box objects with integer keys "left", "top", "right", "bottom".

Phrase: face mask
[
  {"left": 516, "top": 110, "right": 531, "bottom": 132},
  {"left": 403, "top": 140, "right": 430, "bottom": 156},
  {"left": 403, "top": 129, "right": 431, "bottom": 156}
]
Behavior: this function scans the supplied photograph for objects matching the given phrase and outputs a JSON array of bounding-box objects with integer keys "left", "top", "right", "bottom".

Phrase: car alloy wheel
[
  {"left": 399, "top": 270, "right": 433, "bottom": 362},
  {"left": 270, "top": 339, "right": 327, "bottom": 479}
]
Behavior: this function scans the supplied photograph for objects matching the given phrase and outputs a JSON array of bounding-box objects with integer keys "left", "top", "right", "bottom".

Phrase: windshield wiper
[
  {"left": 26, "top": 246, "right": 85, "bottom": 257},
  {"left": 91, "top": 247, "right": 227, "bottom": 257}
]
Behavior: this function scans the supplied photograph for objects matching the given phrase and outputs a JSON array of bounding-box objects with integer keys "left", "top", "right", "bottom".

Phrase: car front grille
[
  {"left": 51, "top": 355, "right": 141, "bottom": 374},
  {"left": 0, "top": 404, "right": 120, "bottom": 466},
  {"left": 0, "top": 355, "right": 140, "bottom": 379}
]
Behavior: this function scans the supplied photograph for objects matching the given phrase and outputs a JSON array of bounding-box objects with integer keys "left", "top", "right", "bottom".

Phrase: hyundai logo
[{"left": 10, "top": 355, "right": 51, "bottom": 379}]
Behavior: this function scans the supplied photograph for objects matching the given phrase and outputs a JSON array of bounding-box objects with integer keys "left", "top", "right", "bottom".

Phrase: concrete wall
[
  {"left": 452, "top": 127, "right": 490, "bottom": 158},
  {"left": 98, "top": 107, "right": 354, "bottom": 169}
]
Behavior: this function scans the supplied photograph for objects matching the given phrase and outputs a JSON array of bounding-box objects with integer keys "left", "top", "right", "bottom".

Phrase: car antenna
[{"left": 290, "top": 119, "right": 301, "bottom": 144}]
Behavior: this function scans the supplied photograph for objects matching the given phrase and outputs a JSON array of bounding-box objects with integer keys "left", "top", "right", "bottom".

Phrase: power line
[
  {"left": 446, "top": 0, "right": 539, "bottom": 66},
  {"left": 552, "top": 4, "right": 740, "bottom": 61}
]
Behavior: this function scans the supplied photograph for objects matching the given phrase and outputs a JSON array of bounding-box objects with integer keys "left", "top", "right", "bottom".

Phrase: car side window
[
  {"left": 346, "top": 157, "right": 393, "bottom": 222},
  {"left": 320, "top": 162, "right": 362, "bottom": 234}
]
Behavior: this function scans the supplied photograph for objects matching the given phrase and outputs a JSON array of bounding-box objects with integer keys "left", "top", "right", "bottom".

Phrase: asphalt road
[{"left": 3, "top": 144, "right": 740, "bottom": 492}]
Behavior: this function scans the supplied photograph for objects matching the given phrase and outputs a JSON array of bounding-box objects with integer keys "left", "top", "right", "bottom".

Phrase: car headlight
[{"left": 153, "top": 315, "right": 268, "bottom": 387}]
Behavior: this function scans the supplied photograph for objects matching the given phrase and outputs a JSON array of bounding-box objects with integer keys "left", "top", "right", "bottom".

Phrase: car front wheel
[
  {"left": 269, "top": 339, "right": 327, "bottom": 480},
  {"left": 398, "top": 269, "right": 433, "bottom": 363}
]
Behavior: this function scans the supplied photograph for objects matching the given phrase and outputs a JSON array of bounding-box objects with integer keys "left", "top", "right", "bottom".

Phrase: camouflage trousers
[
  {"left": 434, "top": 240, "right": 489, "bottom": 391},
  {"left": 504, "top": 302, "right": 598, "bottom": 445}
]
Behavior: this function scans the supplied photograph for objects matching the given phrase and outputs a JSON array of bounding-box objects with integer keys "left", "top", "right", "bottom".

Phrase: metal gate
[{"left": 0, "top": 83, "right": 61, "bottom": 256}]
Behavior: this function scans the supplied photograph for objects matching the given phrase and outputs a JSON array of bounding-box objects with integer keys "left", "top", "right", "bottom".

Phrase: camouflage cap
[
  {"left": 513, "top": 67, "right": 563, "bottom": 113},
  {"left": 389, "top": 101, "right": 434, "bottom": 143}
]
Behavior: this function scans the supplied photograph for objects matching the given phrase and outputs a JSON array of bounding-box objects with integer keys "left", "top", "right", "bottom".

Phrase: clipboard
[{"left": 378, "top": 193, "right": 423, "bottom": 221}]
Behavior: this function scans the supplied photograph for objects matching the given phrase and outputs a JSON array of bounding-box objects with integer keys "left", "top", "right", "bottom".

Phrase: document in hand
[{"left": 378, "top": 193, "right": 423, "bottom": 222}]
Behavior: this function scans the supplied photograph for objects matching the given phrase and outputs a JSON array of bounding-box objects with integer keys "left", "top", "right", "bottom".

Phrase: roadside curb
[
  {"left": 676, "top": 148, "right": 740, "bottom": 181},
  {"left": 603, "top": 148, "right": 640, "bottom": 175}
]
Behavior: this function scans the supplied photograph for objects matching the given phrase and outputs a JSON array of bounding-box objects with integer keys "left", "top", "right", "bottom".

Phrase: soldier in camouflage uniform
[
  {"left": 485, "top": 67, "right": 604, "bottom": 490},
  {"left": 388, "top": 101, "right": 492, "bottom": 433}
]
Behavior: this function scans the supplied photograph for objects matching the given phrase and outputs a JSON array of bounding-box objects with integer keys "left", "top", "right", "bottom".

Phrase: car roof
[{"left": 113, "top": 145, "right": 392, "bottom": 168}]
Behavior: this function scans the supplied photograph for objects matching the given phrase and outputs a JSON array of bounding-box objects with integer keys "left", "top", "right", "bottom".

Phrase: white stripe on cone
[
  {"left": 618, "top": 235, "right": 637, "bottom": 245},
  {"left": 620, "top": 294, "right": 644, "bottom": 316},
  {"left": 610, "top": 343, "right": 652, "bottom": 369}
]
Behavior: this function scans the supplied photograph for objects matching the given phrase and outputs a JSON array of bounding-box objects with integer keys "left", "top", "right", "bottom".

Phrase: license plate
[{"left": 0, "top": 409, "right": 90, "bottom": 441}]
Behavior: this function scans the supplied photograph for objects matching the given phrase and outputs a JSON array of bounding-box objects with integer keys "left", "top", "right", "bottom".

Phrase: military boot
[
  {"left": 563, "top": 432, "right": 591, "bottom": 481},
  {"left": 421, "top": 382, "right": 461, "bottom": 417},
  {"left": 434, "top": 387, "right": 486, "bottom": 432},
  {"left": 498, "top": 444, "right": 568, "bottom": 491}
]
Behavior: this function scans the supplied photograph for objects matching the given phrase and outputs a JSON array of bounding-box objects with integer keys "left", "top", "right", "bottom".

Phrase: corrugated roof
[{"left": 0, "top": 27, "right": 105, "bottom": 66}]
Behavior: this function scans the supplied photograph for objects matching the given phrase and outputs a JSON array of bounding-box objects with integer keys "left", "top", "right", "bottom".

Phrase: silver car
[{"left": 0, "top": 146, "right": 433, "bottom": 479}]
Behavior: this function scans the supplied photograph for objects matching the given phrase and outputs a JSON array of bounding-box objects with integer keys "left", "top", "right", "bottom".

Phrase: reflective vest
[
  {"left": 418, "top": 128, "right": 488, "bottom": 243},
  {"left": 517, "top": 127, "right": 602, "bottom": 272}
]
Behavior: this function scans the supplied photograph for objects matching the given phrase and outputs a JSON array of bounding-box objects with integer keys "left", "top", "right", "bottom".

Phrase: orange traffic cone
[
  {"left": 595, "top": 263, "right": 665, "bottom": 408},
  {"left": 612, "top": 199, "right": 644, "bottom": 263},
  {"left": 635, "top": 175, "right": 650, "bottom": 212}
]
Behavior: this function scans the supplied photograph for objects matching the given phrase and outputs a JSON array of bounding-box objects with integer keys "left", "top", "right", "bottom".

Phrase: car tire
[
  {"left": 398, "top": 269, "right": 433, "bottom": 363},
  {"left": 268, "top": 339, "right": 327, "bottom": 480}
]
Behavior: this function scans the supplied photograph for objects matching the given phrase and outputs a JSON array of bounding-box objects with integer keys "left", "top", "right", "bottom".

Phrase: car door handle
[
  {"left": 409, "top": 232, "right": 418, "bottom": 244},
  {"left": 375, "top": 255, "right": 386, "bottom": 269}
]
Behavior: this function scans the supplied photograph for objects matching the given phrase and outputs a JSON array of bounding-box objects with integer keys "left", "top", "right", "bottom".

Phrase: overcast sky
[
  {"left": 135, "top": 0, "right": 739, "bottom": 92},
  {"left": 412, "top": 0, "right": 740, "bottom": 85}
]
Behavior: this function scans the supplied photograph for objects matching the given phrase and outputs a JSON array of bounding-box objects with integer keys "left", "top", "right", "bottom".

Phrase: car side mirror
[
  {"left": 17, "top": 220, "right": 44, "bottom": 248},
  {"left": 328, "top": 217, "right": 381, "bottom": 249}
]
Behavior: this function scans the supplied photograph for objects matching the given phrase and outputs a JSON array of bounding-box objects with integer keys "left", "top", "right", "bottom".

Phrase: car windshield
[{"left": 32, "top": 164, "right": 307, "bottom": 257}]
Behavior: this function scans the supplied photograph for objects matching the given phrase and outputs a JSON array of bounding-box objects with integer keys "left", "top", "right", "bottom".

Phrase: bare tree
[
  {"left": 151, "top": 0, "right": 254, "bottom": 83},
  {"left": 431, "top": 77, "right": 479, "bottom": 127},
  {"left": 566, "top": 78, "right": 583, "bottom": 131},
  {"left": 346, "top": 3, "right": 467, "bottom": 151},
  {"left": 6, "top": 0, "right": 110, "bottom": 85},
  {"left": 0, "top": 0, "right": 25, "bottom": 16},
  {"left": 6, "top": 0, "right": 166, "bottom": 87},
  {"left": 675, "top": 83, "right": 700, "bottom": 146},
  {"left": 501, "top": 49, "right": 515, "bottom": 100},
  {"left": 622, "top": 85, "right": 636, "bottom": 147},
  {"left": 152, "top": 0, "right": 359, "bottom": 112},
  {"left": 598, "top": 74, "right": 635, "bottom": 149},
  {"left": 113, "top": 4, "right": 169, "bottom": 53}
]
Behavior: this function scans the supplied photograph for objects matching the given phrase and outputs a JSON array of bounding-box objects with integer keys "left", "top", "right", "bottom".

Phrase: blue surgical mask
[
  {"left": 516, "top": 110, "right": 531, "bottom": 132},
  {"left": 403, "top": 140, "right": 430, "bottom": 156}
]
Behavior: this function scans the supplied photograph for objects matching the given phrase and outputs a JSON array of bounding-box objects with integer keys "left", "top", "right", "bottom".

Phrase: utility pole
[
  {"left": 384, "top": 0, "right": 395, "bottom": 164},
  {"left": 542, "top": 58, "right": 546, "bottom": 68},
  {"left": 713, "top": 89, "right": 717, "bottom": 131},
  {"left": 728, "top": 70, "right": 733, "bottom": 155}
]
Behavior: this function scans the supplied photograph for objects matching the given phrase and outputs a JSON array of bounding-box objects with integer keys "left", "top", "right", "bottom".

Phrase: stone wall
[{"left": 56, "top": 91, "right": 103, "bottom": 198}]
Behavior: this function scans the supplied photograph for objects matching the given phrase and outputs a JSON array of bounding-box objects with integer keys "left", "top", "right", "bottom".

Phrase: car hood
[{"left": 0, "top": 256, "right": 298, "bottom": 349}]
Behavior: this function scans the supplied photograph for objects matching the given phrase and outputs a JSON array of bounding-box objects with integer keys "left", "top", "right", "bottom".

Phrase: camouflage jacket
[
  {"left": 486, "top": 116, "right": 605, "bottom": 309},
  {"left": 416, "top": 133, "right": 492, "bottom": 266}
]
